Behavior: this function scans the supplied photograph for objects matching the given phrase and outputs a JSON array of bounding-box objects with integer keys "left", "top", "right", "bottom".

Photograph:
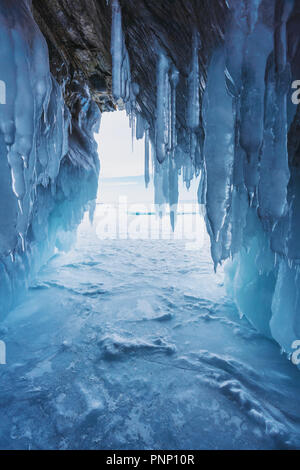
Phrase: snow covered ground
[{"left": 0, "top": 202, "right": 300, "bottom": 450}]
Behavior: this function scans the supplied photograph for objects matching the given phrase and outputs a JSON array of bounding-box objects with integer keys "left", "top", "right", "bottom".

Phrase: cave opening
[{"left": 93, "top": 109, "right": 207, "bottom": 250}]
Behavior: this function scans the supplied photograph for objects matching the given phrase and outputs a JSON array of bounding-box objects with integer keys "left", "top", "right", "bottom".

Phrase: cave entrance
[
  {"left": 69, "top": 106, "right": 228, "bottom": 307},
  {"left": 92, "top": 110, "right": 207, "bottom": 249}
]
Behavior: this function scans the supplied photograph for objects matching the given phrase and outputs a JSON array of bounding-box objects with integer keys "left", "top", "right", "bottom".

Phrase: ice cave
[{"left": 0, "top": 0, "right": 300, "bottom": 451}]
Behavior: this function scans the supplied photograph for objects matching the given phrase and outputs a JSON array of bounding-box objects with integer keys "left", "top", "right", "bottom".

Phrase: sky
[
  {"left": 83, "top": 110, "right": 206, "bottom": 248},
  {"left": 95, "top": 110, "right": 146, "bottom": 178},
  {"left": 95, "top": 110, "right": 200, "bottom": 205}
]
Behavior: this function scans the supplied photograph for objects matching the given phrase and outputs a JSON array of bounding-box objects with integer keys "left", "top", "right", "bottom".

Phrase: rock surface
[{"left": 32, "top": 0, "right": 226, "bottom": 120}]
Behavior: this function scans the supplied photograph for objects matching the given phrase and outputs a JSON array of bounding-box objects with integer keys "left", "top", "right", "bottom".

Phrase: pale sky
[
  {"left": 95, "top": 109, "right": 200, "bottom": 205},
  {"left": 95, "top": 110, "right": 146, "bottom": 178}
]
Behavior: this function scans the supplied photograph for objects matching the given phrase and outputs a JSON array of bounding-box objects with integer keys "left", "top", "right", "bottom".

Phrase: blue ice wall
[{"left": 0, "top": 0, "right": 100, "bottom": 316}]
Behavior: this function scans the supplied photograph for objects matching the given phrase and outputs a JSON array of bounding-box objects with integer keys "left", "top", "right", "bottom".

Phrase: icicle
[
  {"left": 186, "top": 32, "right": 200, "bottom": 163},
  {"left": 122, "top": 48, "right": 131, "bottom": 103},
  {"left": 198, "top": 165, "right": 207, "bottom": 206},
  {"left": 155, "top": 51, "right": 170, "bottom": 164},
  {"left": 131, "top": 111, "right": 136, "bottom": 152},
  {"left": 136, "top": 112, "right": 145, "bottom": 140},
  {"left": 144, "top": 127, "right": 150, "bottom": 187},
  {"left": 258, "top": 1, "right": 294, "bottom": 227},
  {"left": 170, "top": 65, "right": 179, "bottom": 153},
  {"left": 202, "top": 48, "right": 235, "bottom": 246},
  {"left": 183, "top": 156, "right": 194, "bottom": 190},
  {"left": 168, "top": 157, "right": 178, "bottom": 231},
  {"left": 167, "top": 76, "right": 172, "bottom": 155},
  {"left": 111, "top": 0, "right": 123, "bottom": 100},
  {"left": 238, "top": 1, "right": 274, "bottom": 199},
  {"left": 0, "top": 13, "right": 16, "bottom": 146},
  {"left": 110, "top": 0, "right": 135, "bottom": 110},
  {"left": 187, "top": 31, "right": 200, "bottom": 130},
  {"left": 154, "top": 153, "right": 168, "bottom": 210},
  {"left": 258, "top": 59, "right": 289, "bottom": 226}
]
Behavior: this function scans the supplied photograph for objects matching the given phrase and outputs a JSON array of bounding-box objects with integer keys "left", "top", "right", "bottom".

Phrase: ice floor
[{"left": 0, "top": 210, "right": 300, "bottom": 450}]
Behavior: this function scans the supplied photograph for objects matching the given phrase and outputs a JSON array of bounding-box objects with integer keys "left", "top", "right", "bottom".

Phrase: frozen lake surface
[{"left": 0, "top": 209, "right": 300, "bottom": 450}]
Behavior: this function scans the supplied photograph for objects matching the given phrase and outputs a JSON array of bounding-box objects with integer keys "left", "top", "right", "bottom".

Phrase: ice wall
[
  {"left": 110, "top": 0, "right": 300, "bottom": 361},
  {"left": 0, "top": 0, "right": 100, "bottom": 316}
]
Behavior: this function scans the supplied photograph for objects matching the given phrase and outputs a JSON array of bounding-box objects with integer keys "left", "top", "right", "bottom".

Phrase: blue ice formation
[
  {"left": 110, "top": 0, "right": 300, "bottom": 361},
  {"left": 0, "top": 0, "right": 300, "bottom": 366},
  {"left": 0, "top": 0, "right": 100, "bottom": 315}
]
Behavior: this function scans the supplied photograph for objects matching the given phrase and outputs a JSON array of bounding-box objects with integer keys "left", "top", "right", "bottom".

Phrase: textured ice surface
[{"left": 1, "top": 212, "right": 300, "bottom": 450}]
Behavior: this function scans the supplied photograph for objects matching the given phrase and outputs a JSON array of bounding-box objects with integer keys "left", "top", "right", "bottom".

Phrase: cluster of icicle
[
  {"left": 0, "top": 0, "right": 100, "bottom": 315},
  {"left": 110, "top": 0, "right": 152, "bottom": 188},
  {"left": 111, "top": 0, "right": 300, "bottom": 359},
  {"left": 111, "top": 0, "right": 203, "bottom": 225}
]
